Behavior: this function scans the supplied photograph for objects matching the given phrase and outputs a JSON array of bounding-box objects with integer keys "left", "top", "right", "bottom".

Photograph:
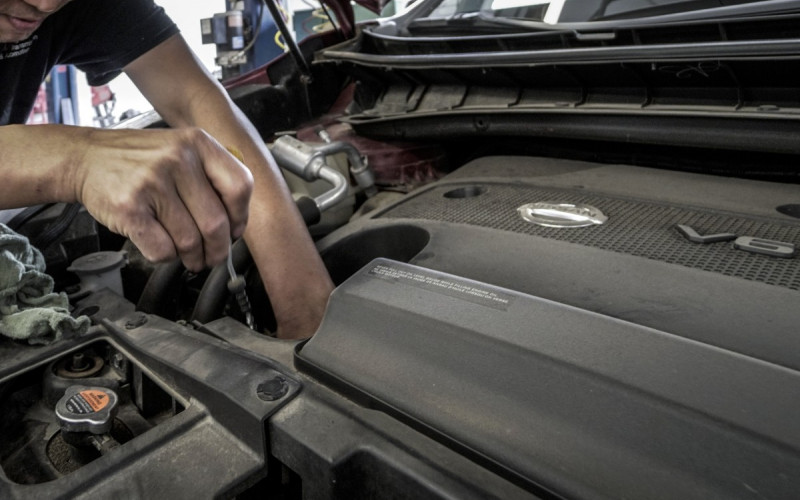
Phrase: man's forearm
[{"left": 0, "top": 124, "right": 85, "bottom": 208}]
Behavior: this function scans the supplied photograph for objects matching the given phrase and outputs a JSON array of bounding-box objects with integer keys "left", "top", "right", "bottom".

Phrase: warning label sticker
[
  {"left": 65, "top": 390, "right": 110, "bottom": 415},
  {"left": 369, "top": 263, "right": 514, "bottom": 311}
]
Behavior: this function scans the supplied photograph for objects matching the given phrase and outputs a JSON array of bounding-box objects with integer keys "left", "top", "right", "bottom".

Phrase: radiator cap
[{"left": 55, "top": 385, "right": 119, "bottom": 434}]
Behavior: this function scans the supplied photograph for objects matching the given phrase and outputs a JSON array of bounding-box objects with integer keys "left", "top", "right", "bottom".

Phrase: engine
[{"left": 1, "top": 124, "right": 799, "bottom": 498}]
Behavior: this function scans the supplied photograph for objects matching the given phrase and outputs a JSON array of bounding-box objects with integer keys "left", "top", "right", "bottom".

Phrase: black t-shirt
[{"left": 0, "top": 0, "right": 179, "bottom": 125}]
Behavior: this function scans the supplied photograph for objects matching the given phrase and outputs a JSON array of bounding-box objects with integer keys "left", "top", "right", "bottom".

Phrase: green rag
[{"left": 0, "top": 223, "right": 90, "bottom": 345}]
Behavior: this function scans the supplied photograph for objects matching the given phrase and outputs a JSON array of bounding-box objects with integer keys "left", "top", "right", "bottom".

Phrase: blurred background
[{"left": 30, "top": 0, "right": 394, "bottom": 128}]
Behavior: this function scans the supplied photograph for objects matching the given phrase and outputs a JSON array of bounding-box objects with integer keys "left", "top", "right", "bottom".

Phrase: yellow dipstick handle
[{"left": 226, "top": 146, "right": 244, "bottom": 164}]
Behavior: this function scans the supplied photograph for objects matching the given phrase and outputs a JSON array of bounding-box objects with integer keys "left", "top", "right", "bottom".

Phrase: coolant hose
[
  {"left": 296, "top": 196, "right": 321, "bottom": 226},
  {"left": 136, "top": 259, "right": 184, "bottom": 317},
  {"left": 32, "top": 203, "right": 81, "bottom": 251},
  {"left": 190, "top": 238, "right": 252, "bottom": 324},
  {"left": 5, "top": 204, "right": 51, "bottom": 231},
  {"left": 190, "top": 194, "right": 322, "bottom": 326}
]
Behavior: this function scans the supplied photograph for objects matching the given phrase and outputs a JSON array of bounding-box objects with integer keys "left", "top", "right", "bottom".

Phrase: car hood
[{"left": 315, "top": 5, "right": 800, "bottom": 158}]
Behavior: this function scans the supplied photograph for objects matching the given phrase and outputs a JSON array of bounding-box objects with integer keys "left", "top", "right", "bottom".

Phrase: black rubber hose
[
  {"left": 296, "top": 195, "right": 321, "bottom": 226},
  {"left": 32, "top": 203, "right": 81, "bottom": 251},
  {"left": 190, "top": 238, "right": 252, "bottom": 324},
  {"left": 135, "top": 259, "right": 185, "bottom": 317},
  {"left": 5, "top": 204, "right": 51, "bottom": 231}
]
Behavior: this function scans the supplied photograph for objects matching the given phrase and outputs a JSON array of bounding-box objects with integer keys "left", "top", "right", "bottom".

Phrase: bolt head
[{"left": 257, "top": 376, "right": 289, "bottom": 401}]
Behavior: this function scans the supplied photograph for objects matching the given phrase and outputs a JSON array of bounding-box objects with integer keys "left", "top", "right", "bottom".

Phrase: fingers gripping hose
[
  {"left": 140, "top": 137, "right": 361, "bottom": 331},
  {"left": 137, "top": 195, "right": 320, "bottom": 329}
]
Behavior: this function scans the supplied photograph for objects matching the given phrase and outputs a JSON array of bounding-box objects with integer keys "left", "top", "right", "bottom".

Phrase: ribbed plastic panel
[{"left": 379, "top": 183, "right": 800, "bottom": 291}]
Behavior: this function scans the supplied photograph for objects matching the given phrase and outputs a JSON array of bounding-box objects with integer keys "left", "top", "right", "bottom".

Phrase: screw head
[
  {"left": 125, "top": 314, "right": 148, "bottom": 330},
  {"left": 257, "top": 376, "right": 289, "bottom": 401},
  {"left": 110, "top": 353, "right": 128, "bottom": 372}
]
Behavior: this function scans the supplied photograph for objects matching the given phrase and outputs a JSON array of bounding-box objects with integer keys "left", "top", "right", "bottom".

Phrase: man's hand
[{"left": 74, "top": 127, "right": 253, "bottom": 271}]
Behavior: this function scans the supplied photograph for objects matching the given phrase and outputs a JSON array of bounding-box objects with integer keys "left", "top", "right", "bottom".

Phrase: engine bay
[
  {"left": 4, "top": 0, "right": 800, "bottom": 497},
  {"left": 1, "top": 145, "right": 799, "bottom": 498}
]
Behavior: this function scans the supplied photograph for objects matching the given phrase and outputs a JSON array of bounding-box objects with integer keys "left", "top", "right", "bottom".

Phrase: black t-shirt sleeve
[{"left": 57, "top": 0, "right": 179, "bottom": 86}]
